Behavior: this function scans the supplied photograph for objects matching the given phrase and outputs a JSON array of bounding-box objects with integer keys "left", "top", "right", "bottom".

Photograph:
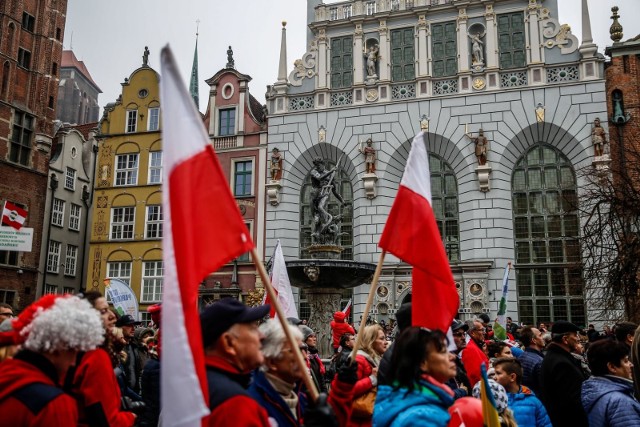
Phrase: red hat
[
  {"left": 447, "top": 397, "right": 483, "bottom": 427},
  {"left": 148, "top": 303, "right": 162, "bottom": 326}
]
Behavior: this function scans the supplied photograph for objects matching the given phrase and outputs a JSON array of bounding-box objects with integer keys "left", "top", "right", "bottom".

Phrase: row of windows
[
  {"left": 106, "top": 261, "right": 163, "bottom": 303},
  {"left": 110, "top": 206, "right": 163, "bottom": 240},
  {"left": 125, "top": 108, "right": 160, "bottom": 133},
  {"left": 330, "top": 11, "right": 526, "bottom": 88},
  {"left": 51, "top": 199, "right": 82, "bottom": 231},
  {"left": 47, "top": 241, "right": 78, "bottom": 276},
  {"left": 43, "top": 284, "right": 76, "bottom": 295},
  {"left": 114, "top": 152, "right": 163, "bottom": 186}
]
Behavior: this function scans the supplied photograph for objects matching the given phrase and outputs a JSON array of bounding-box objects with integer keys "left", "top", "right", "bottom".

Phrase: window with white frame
[
  {"left": 142, "top": 261, "right": 163, "bottom": 303},
  {"left": 47, "top": 241, "right": 61, "bottom": 273},
  {"left": 145, "top": 205, "right": 163, "bottom": 239},
  {"left": 233, "top": 160, "right": 253, "bottom": 196},
  {"left": 115, "top": 153, "right": 139, "bottom": 186},
  {"left": 218, "top": 108, "right": 235, "bottom": 136},
  {"left": 52, "top": 198, "right": 65, "bottom": 227},
  {"left": 366, "top": 1, "right": 376, "bottom": 15},
  {"left": 237, "top": 221, "right": 252, "bottom": 262},
  {"left": 44, "top": 284, "right": 58, "bottom": 295},
  {"left": 330, "top": 7, "right": 338, "bottom": 20},
  {"left": 148, "top": 151, "right": 163, "bottom": 184},
  {"left": 111, "top": 207, "right": 135, "bottom": 240},
  {"left": 148, "top": 108, "right": 160, "bottom": 131},
  {"left": 126, "top": 109, "right": 137, "bottom": 133},
  {"left": 69, "top": 203, "right": 81, "bottom": 231},
  {"left": 64, "top": 245, "right": 78, "bottom": 276},
  {"left": 63, "top": 287, "right": 75, "bottom": 294},
  {"left": 140, "top": 312, "right": 152, "bottom": 325},
  {"left": 65, "top": 167, "right": 76, "bottom": 190},
  {"left": 107, "top": 261, "right": 132, "bottom": 285},
  {"left": 343, "top": 4, "right": 352, "bottom": 18}
]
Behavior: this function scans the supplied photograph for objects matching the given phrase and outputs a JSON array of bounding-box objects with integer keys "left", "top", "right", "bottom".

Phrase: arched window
[
  {"left": 299, "top": 161, "right": 353, "bottom": 259},
  {"left": 512, "top": 144, "right": 585, "bottom": 326},
  {"left": 1, "top": 61, "right": 9, "bottom": 99},
  {"left": 429, "top": 154, "right": 459, "bottom": 261}
]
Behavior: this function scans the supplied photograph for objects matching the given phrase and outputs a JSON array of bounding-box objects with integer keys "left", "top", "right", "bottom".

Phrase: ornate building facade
[
  {"left": 0, "top": 0, "right": 68, "bottom": 310},
  {"left": 265, "top": 0, "right": 608, "bottom": 326},
  {"left": 87, "top": 50, "right": 163, "bottom": 323}
]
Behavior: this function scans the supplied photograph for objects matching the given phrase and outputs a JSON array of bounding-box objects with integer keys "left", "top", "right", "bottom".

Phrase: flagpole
[
  {"left": 351, "top": 250, "right": 386, "bottom": 360},
  {"left": 250, "top": 247, "right": 319, "bottom": 402}
]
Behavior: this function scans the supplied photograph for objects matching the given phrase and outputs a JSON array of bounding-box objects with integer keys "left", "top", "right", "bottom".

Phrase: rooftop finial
[
  {"left": 143, "top": 46, "right": 150, "bottom": 67},
  {"left": 610, "top": 6, "right": 623, "bottom": 43},
  {"left": 226, "top": 45, "right": 235, "bottom": 69}
]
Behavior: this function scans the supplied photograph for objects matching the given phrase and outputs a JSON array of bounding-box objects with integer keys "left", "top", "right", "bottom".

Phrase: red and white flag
[
  {"left": 378, "top": 132, "right": 458, "bottom": 332},
  {"left": 2, "top": 201, "right": 27, "bottom": 230},
  {"left": 160, "top": 46, "right": 254, "bottom": 427},
  {"left": 342, "top": 298, "right": 352, "bottom": 318},
  {"left": 265, "top": 240, "right": 298, "bottom": 319}
]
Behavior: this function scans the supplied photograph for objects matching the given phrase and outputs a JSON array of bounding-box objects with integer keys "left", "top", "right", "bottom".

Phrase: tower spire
[
  {"left": 189, "top": 20, "right": 200, "bottom": 109},
  {"left": 579, "top": 0, "right": 597, "bottom": 58},
  {"left": 276, "top": 21, "right": 288, "bottom": 85}
]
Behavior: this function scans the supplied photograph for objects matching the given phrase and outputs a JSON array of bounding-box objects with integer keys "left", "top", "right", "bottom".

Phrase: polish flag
[
  {"left": 378, "top": 132, "right": 458, "bottom": 332},
  {"left": 342, "top": 298, "right": 352, "bottom": 318},
  {"left": 266, "top": 240, "right": 298, "bottom": 319},
  {"left": 160, "top": 46, "right": 254, "bottom": 427},
  {"left": 2, "top": 201, "right": 27, "bottom": 230}
]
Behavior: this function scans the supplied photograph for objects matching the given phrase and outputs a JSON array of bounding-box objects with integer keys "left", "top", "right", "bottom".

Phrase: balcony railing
[{"left": 213, "top": 136, "right": 237, "bottom": 150}]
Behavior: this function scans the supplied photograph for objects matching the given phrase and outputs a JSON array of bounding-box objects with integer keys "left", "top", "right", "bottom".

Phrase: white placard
[{"left": 0, "top": 226, "right": 33, "bottom": 251}]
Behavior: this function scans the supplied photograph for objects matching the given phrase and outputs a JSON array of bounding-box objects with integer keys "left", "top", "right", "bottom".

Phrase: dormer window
[{"left": 219, "top": 108, "right": 236, "bottom": 136}]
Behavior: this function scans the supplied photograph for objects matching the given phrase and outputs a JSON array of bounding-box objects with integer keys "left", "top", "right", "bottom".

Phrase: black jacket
[{"left": 540, "top": 343, "right": 589, "bottom": 427}]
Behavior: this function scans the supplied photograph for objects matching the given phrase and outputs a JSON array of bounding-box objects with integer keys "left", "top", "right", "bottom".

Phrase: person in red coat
[
  {"left": 461, "top": 320, "right": 490, "bottom": 388},
  {"left": 331, "top": 311, "right": 355, "bottom": 352},
  {"left": 0, "top": 295, "right": 104, "bottom": 427}
]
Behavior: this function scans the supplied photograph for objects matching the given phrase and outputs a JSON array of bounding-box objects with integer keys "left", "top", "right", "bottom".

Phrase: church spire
[{"left": 189, "top": 21, "right": 200, "bottom": 109}]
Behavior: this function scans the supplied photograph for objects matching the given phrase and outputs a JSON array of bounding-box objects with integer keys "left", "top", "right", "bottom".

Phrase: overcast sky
[{"left": 64, "top": 0, "right": 640, "bottom": 115}]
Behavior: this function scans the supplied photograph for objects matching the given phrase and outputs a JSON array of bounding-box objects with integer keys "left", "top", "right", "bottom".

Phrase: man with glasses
[
  {"left": 461, "top": 319, "right": 490, "bottom": 387},
  {"left": 447, "top": 319, "right": 472, "bottom": 398},
  {"left": 540, "top": 320, "right": 589, "bottom": 427},
  {"left": 0, "top": 303, "right": 14, "bottom": 319}
]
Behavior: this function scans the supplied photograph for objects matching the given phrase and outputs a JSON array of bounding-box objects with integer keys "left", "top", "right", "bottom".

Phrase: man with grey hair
[{"left": 248, "top": 319, "right": 308, "bottom": 426}]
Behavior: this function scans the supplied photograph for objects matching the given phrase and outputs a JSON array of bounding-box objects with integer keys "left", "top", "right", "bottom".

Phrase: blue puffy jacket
[
  {"left": 581, "top": 375, "right": 640, "bottom": 427},
  {"left": 373, "top": 377, "right": 454, "bottom": 427},
  {"left": 507, "top": 386, "right": 552, "bottom": 427}
]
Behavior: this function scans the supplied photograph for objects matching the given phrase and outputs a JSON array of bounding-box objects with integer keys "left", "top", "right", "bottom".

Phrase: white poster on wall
[{"left": 0, "top": 226, "right": 33, "bottom": 251}]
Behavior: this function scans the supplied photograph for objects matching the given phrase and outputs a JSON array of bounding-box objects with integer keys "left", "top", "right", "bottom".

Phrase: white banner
[
  {"left": 0, "top": 226, "right": 33, "bottom": 251},
  {"left": 104, "top": 278, "right": 140, "bottom": 320}
]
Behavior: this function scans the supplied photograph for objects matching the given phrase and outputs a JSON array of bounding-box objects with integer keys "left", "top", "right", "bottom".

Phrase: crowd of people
[{"left": 2, "top": 295, "right": 640, "bottom": 426}]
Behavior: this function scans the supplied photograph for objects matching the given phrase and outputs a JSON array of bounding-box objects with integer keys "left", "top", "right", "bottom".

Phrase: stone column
[
  {"left": 317, "top": 28, "right": 328, "bottom": 89},
  {"left": 527, "top": 1, "right": 542, "bottom": 63},
  {"left": 417, "top": 14, "right": 428, "bottom": 77},
  {"left": 378, "top": 20, "right": 390, "bottom": 81},
  {"left": 485, "top": 4, "right": 498, "bottom": 69},
  {"left": 457, "top": 8, "right": 470, "bottom": 72},
  {"left": 306, "top": 288, "right": 343, "bottom": 358},
  {"left": 354, "top": 23, "right": 365, "bottom": 85}
]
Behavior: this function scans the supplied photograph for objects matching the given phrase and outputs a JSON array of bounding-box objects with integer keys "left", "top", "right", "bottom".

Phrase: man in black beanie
[{"left": 377, "top": 302, "right": 411, "bottom": 385}]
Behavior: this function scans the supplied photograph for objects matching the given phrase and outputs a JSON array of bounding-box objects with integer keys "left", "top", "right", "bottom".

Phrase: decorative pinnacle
[
  {"left": 610, "top": 6, "right": 623, "bottom": 43},
  {"left": 282, "top": 21, "right": 287, "bottom": 27}
]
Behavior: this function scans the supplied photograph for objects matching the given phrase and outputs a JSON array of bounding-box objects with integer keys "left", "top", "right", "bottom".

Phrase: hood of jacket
[
  {"left": 374, "top": 377, "right": 454, "bottom": 427},
  {"left": 333, "top": 311, "right": 346, "bottom": 322},
  {"left": 582, "top": 375, "right": 634, "bottom": 413}
]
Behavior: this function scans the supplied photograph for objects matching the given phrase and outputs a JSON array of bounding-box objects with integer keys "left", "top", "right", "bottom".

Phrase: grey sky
[{"left": 65, "top": 1, "right": 640, "bottom": 116}]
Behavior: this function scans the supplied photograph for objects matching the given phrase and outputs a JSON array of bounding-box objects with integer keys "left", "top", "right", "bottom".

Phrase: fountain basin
[{"left": 286, "top": 259, "right": 376, "bottom": 289}]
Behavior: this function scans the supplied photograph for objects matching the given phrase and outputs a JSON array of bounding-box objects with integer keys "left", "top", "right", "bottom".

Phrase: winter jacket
[
  {"left": 331, "top": 312, "right": 355, "bottom": 350},
  {"left": 0, "top": 350, "right": 78, "bottom": 427},
  {"left": 518, "top": 347, "right": 544, "bottom": 395},
  {"left": 378, "top": 342, "right": 395, "bottom": 386},
  {"left": 138, "top": 357, "right": 160, "bottom": 427},
  {"left": 69, "top": 348, "right": 136, "bottom": 427},
  {"left": 507, "top": 385, "right": 552, "bottom": 427},
  {"left": 461, "top": 338, "right": 489, "bottom": 388},
  {"left": 248, "top": 370, "right": 307, "bottom": 427},
  {"left": 540, "top": 343, "right": 589, "bottom": 427},
  {"left": 308, "top": 346, "right": 327, "bottom": 392},
  {"left": 582, "top": 375, "right": 640, "bottom": 427},
  {"left": 204, "top": 355, "right": 270, "bottom": 427},
  {"left": 373, "top": 375, "right": 455, "bottom": 427},
  {"left": 348, "top": 350, "right": 379, "bottom": 427},
  {"left": 445, "top": 353, "right": 472, "bottom": 400}
]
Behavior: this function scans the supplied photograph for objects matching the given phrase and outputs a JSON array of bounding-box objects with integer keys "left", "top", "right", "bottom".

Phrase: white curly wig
[{"left": 21, "top": 296, "right": 104, "bottom": 353}]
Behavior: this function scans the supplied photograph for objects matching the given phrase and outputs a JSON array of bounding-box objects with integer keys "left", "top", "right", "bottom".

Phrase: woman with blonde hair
[{"left": 348, "top": 324, "right": 386, "bottom": 427}]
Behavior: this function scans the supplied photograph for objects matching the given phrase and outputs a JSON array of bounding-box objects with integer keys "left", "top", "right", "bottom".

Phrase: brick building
[
  {"left": 57, "top": 50, "right": 101, "bottom": 125},
  {"left": 0, "top": 0, "right": 67, "bottom": 310}
]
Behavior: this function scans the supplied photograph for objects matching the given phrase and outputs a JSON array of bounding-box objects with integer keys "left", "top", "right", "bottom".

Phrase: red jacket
[
  {"left": 204, "top": 356, "right": 271, "bottom": 427},
  {"left": 0, "top": 350, "right": 78, "bottom": 427},
  {"left": 461, "top": 338, "right": 489, "bottom": 388},
  {"left": 328, "top": 372, "right": 355, "bottom": 427},
  {"left": 70, "top": 348, "right": 136, "bottom": 427},
  {"left": 331, "top": 312, "right": 356, "bottom": 349},
  {"left": 347, "top": 351, "right": 378, "bottom": 427}
]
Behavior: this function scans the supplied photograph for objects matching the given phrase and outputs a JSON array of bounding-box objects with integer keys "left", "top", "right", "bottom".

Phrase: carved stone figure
[
  {"left": 310, "top": 157, "right": 345, "bottom": 244},
  {"left": 359, "top": 138, "right": 377, "bottom": 173},
  {"left": 142, "top": 46, "right": 150, "bottom": 66},
  {"left": 592, "top": 118, "right": 608, "bottom": 157},
  {"left": 470, "top": 129, "right": 489, "bottom": 166},
  {"left": 468, "top": 32, "right": 485, "bottom": 65},
  {"left": 226, "top": 46, "right": 235, "bottom": 68},
  {"left": 613, "top": 92, "right": 626, "bottom": 124},
  {"left": 270, "top": 148, "right": 283, "bottom": 181},
  {"left": 366, "top": 44, "right": 379, "bottom": 77}
]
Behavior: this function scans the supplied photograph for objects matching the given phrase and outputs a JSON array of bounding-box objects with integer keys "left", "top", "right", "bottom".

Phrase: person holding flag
[{"left": 331, "top": 303, "right": 355, "bottom": 353}]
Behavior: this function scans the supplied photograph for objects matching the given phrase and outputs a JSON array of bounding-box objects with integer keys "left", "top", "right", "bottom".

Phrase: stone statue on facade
[
  {"left": 226, "top": 45, "right": 235, "bottom": 68},
  {"left": 468, "top": 129, "right": 488, "bottom": 166},
  {"left": 359, "top": 138, "right": 377, "bottom": 173},
  {"left": 592, "top": 118, "right": 608, "bottom": 157},
  {"left": 270, "top": 148, "right": 283, "bottom": 181},
  {"left": 142, "top": 46, "right": 150, "bottom": 67},
  {"left": 468, "top": 32, "right": 485, "bottom": 65},
  {"left": 310, "top": 156, "right": 345, "bottom": 245},
  {"left": 366, "top": 44, "right": 380, "bottom": 77}
]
